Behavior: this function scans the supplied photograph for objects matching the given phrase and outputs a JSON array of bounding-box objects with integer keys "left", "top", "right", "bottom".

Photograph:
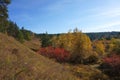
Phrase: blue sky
[{"left": 8, "top": 0, "right": 120, "bottom": 33}]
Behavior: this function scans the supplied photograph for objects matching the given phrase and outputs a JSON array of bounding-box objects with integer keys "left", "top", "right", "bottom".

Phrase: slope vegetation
[
  {"left": 23, "top": 38, "right": 41, "bottom": 52},
  {"left": 0, "top": 33, "right": 77, "bottom": 80}
]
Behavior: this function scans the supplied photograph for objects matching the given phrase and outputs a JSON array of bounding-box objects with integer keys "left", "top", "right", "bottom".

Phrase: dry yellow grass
[
  {"left": 0, "top": 33, "right": 78, "bottom": 80},
  {"left": 70, "top": 65, "right": 109, "bottom": 80},
  {"left": 23, "top": 38, "right": 41, "bottom": 51}
]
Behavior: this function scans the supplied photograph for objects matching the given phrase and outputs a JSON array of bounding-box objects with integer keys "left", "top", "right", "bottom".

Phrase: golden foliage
[
  {"left": 51, "top": 28, "right": 93, "bottom": 63},
  {"left": 93, "top": 40, "right": 105, "bottom": 57}
]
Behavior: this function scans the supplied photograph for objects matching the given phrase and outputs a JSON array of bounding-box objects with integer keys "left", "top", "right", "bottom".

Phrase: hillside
[
  {"left": 0, "top": 33, "right": 78, "bottom": 80},
  {"left": 23, "top": 38, "right": 41, "bottom": 52}
]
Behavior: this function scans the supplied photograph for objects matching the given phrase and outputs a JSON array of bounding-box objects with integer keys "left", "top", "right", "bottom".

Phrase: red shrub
[
  {"left": 101, "top": 54, "right": 120, "bottom": 79},
  {"left": 103, "top": 54, "right": 120, "bottom": 68},
  {"left": 37, "top": 46, "right": 70, "bottom": 62}
]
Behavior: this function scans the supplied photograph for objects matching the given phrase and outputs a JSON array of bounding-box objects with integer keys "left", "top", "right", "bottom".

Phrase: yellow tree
[
  {"left": 51, "top": 28, "right": 93, "bottom": 64},
  {"left": 109, "top": 38, "right": 120, "bottom": 55},
  {"left": 93, "top": 40, "right": 105, "bottom": 57},
  {"left": 51, "top": 32, "right": 74, "bottom": 51},
  {"left": 70, "top": 29, "right": 92, "bottom": 63},
  {"left": 53, "top": 34, "right": 67, "bottom": 48}
]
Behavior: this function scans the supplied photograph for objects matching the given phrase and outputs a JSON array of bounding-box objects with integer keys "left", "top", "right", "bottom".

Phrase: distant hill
[
  {"left": 0, "top": 33, "right": 77, "bottom": 80},
  {"left": 36, "top": 31, "right": 120, "bottom": 41},
  {"left": 86, "top": 31, "right": 120, "bottom": 40}
]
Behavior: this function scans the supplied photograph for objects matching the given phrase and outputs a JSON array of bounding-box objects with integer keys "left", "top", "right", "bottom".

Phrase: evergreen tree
[
  {"left": 40, "top": 32, "right": 51, "bottom": 47},
  {"left": 21, "top": 27, "right": 31, "bottom": 41},
  {"left": 7, "top": 21, "right": 19, "bottom": 37},
  {"left": 0, "top": 0, "right": 10, "bottom": 33},
  {"left": 24, "top": 31, "right": 31, "bottom": 40},
  {"left": 7, "top": 21, "right": 24, "bottom": 43},
  {"left": 16, "top": 30, "right": 24, "bottom": 43}
]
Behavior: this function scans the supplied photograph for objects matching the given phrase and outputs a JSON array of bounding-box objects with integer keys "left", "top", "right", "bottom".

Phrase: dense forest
[{"left": 0, "top": 0, "right": 120, "bottom": 80}]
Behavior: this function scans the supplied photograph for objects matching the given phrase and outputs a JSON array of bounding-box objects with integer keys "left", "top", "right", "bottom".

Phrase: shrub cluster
[
  {"left": 103, "top": 54, "right": 120, "bottom": 68},
  {"left": 37, "top": 46, "right": 70, "bottom": 62},
  {"left": 100, "top": 54, "right": 120, "bottom": 80}
]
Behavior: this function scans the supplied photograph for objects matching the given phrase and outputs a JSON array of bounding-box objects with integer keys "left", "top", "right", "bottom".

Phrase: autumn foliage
[
  {"left": 51, "top": 29, "right": 93, "bottom": 64},
  {"left": 103, "top": 54, "right": 120, "bottom": 68},
  {"left": 37, "top": 46, "right": 70, "bottom": 62},
  {"left": 100, "top": 54, "right": 120, "bottom": 80}
]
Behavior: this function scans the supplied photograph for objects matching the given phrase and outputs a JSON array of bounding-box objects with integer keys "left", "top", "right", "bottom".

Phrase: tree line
[{"left": 0, "top": 0, "right": 33, "bottom": 43}]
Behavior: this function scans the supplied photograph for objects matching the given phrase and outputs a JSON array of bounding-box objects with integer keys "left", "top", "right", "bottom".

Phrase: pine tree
[
  {"left": 40, "top": 32, "right": 51, "bottom": 47},
  {"left": 7, "top": 21, "right": 18, "bottom": 37},
  {"left": 16, "top": 30, "right": 24, "bottom": 43},
  {"left": 21, "top": 27, "right": 31, "bottom": 41},
  {"left": 0, "top": 0, "right": 10, "bottom": 33}
]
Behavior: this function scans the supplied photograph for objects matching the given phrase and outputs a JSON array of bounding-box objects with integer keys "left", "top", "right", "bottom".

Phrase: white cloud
[
  {"left": 90, "top": 21, "right": 120, "bottom": 32},
  {"left": 93, "top": 8, "right": 120, "bottom": 18}
]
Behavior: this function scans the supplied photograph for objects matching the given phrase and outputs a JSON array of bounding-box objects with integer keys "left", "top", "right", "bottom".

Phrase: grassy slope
[
  {"left": 23, "top": 38, "right": 41, "bottom": 51},
  {"left": 0, "top": 33, "right": 78, "bottom": 80},
  {"left": 70, "top": 65, "right": 109, "bottom": 80}
]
